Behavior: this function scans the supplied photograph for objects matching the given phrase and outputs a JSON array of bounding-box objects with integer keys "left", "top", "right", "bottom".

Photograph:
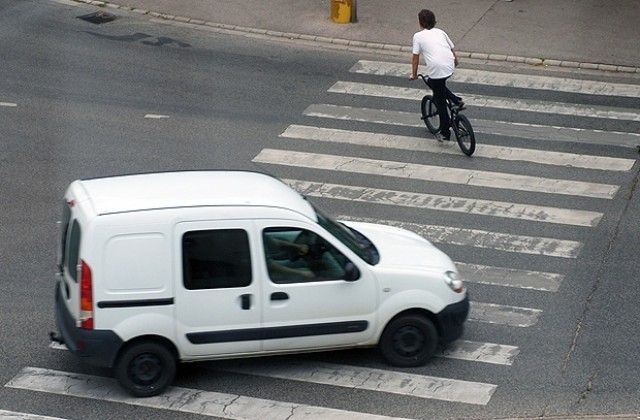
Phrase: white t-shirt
[{"left": 412, "top": 28, "right": 455, "bottom": 79}]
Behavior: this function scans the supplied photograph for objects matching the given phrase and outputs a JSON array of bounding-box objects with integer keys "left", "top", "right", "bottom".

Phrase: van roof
[{"left": 72, "top": 171, "right": 316, "bottom": 219}]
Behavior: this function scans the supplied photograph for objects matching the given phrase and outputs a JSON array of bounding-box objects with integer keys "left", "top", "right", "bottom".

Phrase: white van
[{"left": 53, "top": 170, "right": 469, "bottom": 397}]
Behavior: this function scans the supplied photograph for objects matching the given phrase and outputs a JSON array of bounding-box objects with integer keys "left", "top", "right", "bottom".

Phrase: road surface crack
[{"left": 562, "top": 162, "right": 640, "bottom": 372}]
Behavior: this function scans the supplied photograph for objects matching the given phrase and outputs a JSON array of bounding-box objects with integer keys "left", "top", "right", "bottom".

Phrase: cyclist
[{"left": 409, "top": 9, "right": 464, "bottom": 141}]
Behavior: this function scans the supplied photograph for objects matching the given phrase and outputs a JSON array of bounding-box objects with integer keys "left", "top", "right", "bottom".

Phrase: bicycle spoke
[
  {"left": 421, "top": 95, "right": 440, "bottom": 134},
  {"left": 454, "top": 114, "right": 476, "bottom": 156}
]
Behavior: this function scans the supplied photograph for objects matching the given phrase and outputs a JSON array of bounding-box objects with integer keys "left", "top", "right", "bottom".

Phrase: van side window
[
  {"left": 182, "top": 229, "right": 252, "bottom": 290},
  {"left": 66, "top": 220, "right": 81, "bottom": 283},
  {"left": 263, "top": 227, "right": 349, "bottom": 284}
]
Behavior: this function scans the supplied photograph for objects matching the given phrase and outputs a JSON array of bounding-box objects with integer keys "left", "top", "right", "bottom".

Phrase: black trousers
[{"left": 427, "top": 76, "right": 460, "bottom": 135}]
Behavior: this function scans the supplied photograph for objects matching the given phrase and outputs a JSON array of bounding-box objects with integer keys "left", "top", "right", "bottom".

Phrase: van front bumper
[
  {"left": 54, "top": 281, "right": 123, "bottom": 368},
  {"left": 437, "top": 294, "right": 470, "bottom": 344}
]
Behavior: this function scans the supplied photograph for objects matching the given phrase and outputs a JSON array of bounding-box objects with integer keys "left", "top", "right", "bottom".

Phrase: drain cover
[{"left": 78, "top": 11, "right": 117, "bottom": 24}]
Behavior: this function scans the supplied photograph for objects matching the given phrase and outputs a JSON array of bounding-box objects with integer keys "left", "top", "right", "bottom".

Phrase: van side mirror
[{"left": 343, "top": 262, "right": 360, "bottom": 281}]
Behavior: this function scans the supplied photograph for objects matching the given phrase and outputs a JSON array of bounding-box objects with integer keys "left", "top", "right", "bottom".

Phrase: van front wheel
[
  {"left": 379, "top": 315, "right": 438, "bottom": 367},
  {"left": 115, "top": 341, "right": 176, "bottom": 397}
]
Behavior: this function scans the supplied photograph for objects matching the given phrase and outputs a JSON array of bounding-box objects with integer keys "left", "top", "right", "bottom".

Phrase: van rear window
[
  {"left": 182, "top": 229, "right": 252, "bottom": 290},
  {"left": 66, "top": 220, "right": 81, "bottom": 282},
  {"left": 59, "top": 201, "right": 71, "bottom": 269}
]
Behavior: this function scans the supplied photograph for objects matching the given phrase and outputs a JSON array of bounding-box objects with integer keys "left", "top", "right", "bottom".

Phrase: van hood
[{"left": 343, "top": 221, "right": 455, "bottom": 271}]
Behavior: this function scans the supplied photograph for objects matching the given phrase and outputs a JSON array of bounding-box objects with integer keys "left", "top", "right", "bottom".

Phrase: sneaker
[
  {"left": 451, "top": 101, "right": 466, "bottom": 111},
  {"left": 436, "top": 131, "right": 451, "bottom": 142}
]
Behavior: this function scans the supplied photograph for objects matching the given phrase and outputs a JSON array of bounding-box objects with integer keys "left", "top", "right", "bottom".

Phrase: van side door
[
  {"left": 256, "top": 220, "right": 377, "bottom": 352},
  {"left": 174, "top": 221, "right": 262, "bottom": 357}
]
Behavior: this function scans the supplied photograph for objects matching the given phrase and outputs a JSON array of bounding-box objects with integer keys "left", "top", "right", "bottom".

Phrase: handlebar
[{"left": 416, "top": 74, "right": 429, "bottom": 85}]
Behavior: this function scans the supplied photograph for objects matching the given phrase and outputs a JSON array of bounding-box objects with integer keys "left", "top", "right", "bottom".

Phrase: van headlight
[{"left": 444, "top": 270, "right": 464, "bottom": 293}]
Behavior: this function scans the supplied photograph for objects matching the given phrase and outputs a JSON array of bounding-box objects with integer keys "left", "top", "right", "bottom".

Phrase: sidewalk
[{"left": 77, "top": 0, "right": 640, "bottom": 72}]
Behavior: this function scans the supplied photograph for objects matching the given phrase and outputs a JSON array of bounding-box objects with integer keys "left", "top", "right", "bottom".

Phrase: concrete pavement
[{"left": 73, "top": 0, "right": 640, "bottom": 73}]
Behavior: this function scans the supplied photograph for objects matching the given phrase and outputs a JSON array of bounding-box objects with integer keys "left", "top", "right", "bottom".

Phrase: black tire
[
  {"left": 453, "top": 114, "right": 476, "bottom": 156},
  {"left": 379, "top": 315, "right": 438, "bottom": 367},
  {"left": 420, "top": 95, "right": 440, "bottom": 134},
  {"left": 114, "top": 341, "right": 176, "bottom": 398}
]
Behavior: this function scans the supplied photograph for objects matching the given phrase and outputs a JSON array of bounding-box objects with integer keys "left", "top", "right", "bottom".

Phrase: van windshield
[{"left": 312, "top": 204, "right": 380, "bottom": 265}]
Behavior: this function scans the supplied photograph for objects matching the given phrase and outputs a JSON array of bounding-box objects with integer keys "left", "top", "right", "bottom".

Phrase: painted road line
[
  {"left": 0, "top": 102, "right": 18, "bottom": 107},
  {"left": 253, "top": 149, "right": 619, "bottom": 199},
  {"left": 351, "top": 60, "right": 640, "bottom": 98},
  {"left": 455, "top": 262, "right": 564, "bottom": 292},
  {"left": 338, "top": 216, "right": 583, "bottom": 258},
  {"left": 303, "top": 104, "right": 640, "bottom": 149},
  {"left": 216, "top": 359, "right": 497, "bottom": 405},
  {"left": 0, "top": 410, "right": 68, "bottom": 420},
  {"left": 44, "top": 332, "right": 515, "bottom": 367},
  {"left": 472, "top": 119, "right": 640, "bottom": 149},
  {"left": 470, "top": 302, "right": 543, "bottom": 327},
  {"left": 144, "top": 114, "right": 170, "bottom": 119},
  {"left": 284, "top": 179, "right": 603, "bottom": 227},
  {"left": 439, "top": 340, "right": 520, "bottom": 365},
  {"left": 5, "top": 367, "right": 412, "bottom": 420},
  {"left": 281, "top": 124, "right": 635, "bottom": 171},
  {"left": 328, "top": 81, "right": 640, "bottom": 122},
  {"left": 49, "top": 341, "right": 67, "bottom": 350}
]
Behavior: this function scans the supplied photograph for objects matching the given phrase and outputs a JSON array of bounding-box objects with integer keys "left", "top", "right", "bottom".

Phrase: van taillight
[{"left": 80, "top": 260, "right": 94, "bottom": 330}]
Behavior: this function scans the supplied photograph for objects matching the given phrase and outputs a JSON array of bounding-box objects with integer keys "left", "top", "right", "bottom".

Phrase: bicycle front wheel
[
  {"left": 454, "top": 114, "right": 476, "bottom": 156},
  {"left": 420, "top": 95, "right": 440, "bottom": 134}
]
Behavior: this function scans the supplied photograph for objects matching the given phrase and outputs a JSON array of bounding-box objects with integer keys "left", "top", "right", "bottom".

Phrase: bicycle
[{"left": 417, "top": 74, "right": 476, "bottom": 156}]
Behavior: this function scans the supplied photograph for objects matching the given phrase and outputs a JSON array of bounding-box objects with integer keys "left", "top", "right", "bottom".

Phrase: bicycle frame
[{"left": 417, "top": 74, "right": 476, "bottom": 156}]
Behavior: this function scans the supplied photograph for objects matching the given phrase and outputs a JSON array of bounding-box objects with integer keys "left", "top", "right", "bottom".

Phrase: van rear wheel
[
  {"left": 379, "top": 315, "right": 438, "bottom": 367},
  {"left": 115, "top": 341, "right": 176, "bottom": 397}
]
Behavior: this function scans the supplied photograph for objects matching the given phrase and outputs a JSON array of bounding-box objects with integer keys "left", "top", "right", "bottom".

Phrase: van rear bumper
[
  {"left": 55, "top": 281, "right": 123, "bottom": 368},
  {"left": 437, "top": 294, "right": 470, "bottom": 344}
]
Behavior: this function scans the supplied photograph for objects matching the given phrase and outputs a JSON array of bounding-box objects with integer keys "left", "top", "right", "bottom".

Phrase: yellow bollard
[{"left": 331, "top": 0, "right": 352, "bottom": 23}]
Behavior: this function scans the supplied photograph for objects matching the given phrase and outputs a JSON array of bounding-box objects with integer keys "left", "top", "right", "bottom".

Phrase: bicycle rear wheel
[
  {"left": 454, "top": 114, "right": 476, "bottom": 156},
  {"left": 420, "top": 95, "right": 440, "bottom": 134}
]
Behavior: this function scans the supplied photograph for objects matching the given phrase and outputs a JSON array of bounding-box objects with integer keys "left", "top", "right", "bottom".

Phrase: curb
[{"left": 76, "top": 0, "right": 640, "bottom": 75}]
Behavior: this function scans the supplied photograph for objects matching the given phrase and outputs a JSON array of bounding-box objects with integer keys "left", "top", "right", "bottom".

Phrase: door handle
[
  {"left": 270, "top": 292, "right": 289, "bottom": 301},
  {"left": 240, "top": 294, "right": 252, "bottom": 310}
]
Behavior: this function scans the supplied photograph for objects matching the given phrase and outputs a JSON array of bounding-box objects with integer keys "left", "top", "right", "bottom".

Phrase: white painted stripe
[
  {"left": 339, "top": 215, "right": 583, "bottom": 258},
  {"left": 5, "top": 367, "right": 411, "bottom": 420},
  {"left": 439, "top": 340, "right": 520, "bottom": 365},
  {"left": 303, "top": 104, "right": 640, "bottom": 149},
  {"left": 254, "top": 149, "right": 619, "bottom": 199},
  {"left": 351, "top": 60, "right": 640, "bottom": 98},
  {"left": 0, "top": 410, "right": 68, "bottom": 420},
  {"left": 470, "top": 302, "right": 543, "bottom": 327},
  {"left": 49, "top": 341, "right": 67, "bottom": 350},
  {"left": 45, "top": 336, "right": 517, "bottom": 366},
  {"left": 49, "top": 0, "right": 78, "bottom": 6},
  {"left": 144, "top": 114, "right": 170, "bottom": 119},
  {"left": 45, "top": 335, "right": 516, "bottom": 368},
  {"left": 455, "top": 262, "right": 564, "bottom": 292},
  {"left": 328, "top": 81, "right": 640, "bottom": 122},
  {"left": 472, "top": 119, "right": 640, "bottom": 149},
  {"left": 216, "top": 360, "right": 497, "bottom": 405},
  {"left": 284, "top": 179, "right": 602, "bottom": 227},
  {"left": 0, "top": 102, "right": 18, "bottom": 107},
  {"left": 282, "top": 124, "right": 635, "bottom": 171}
]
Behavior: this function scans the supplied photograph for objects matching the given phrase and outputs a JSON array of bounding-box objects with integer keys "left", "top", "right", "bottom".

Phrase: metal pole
[{"left": 351, "top": 0, "right": 357, "bottom": 22}]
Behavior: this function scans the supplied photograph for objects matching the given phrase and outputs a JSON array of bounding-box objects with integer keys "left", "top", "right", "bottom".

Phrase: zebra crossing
[
  {"left": 250, "top": 59, "right": 636, "bottom": 404},
  {"left": 4, "top": 60, "right": 638, "bottom": 419}
]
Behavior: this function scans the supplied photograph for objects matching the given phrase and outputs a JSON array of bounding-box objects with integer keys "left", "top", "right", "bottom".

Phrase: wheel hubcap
[
  {"left": 393, "top": 325, "right": 425, "bottom": 356},
  {"left": 129, "top": 353, "right": 162, "bottom": 386}
]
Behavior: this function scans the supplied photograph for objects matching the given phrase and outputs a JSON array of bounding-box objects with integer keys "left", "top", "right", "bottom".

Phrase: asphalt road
[{"left": 1, "top": 1, "right": 639, "bottom": 419}]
